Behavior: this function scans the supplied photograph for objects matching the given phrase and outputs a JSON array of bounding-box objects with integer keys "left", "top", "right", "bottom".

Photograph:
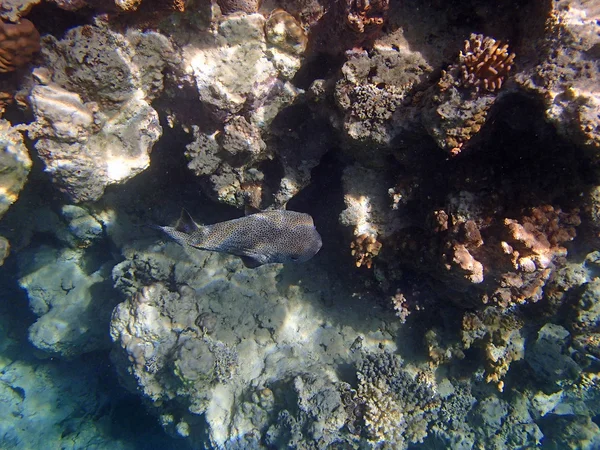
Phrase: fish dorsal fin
[
  {"left": 174, "top": 209, "right": 199, "bottom": 234},
  {"left": 244, "top": 205, "right": 262, "bottom": 216},
  {"left": 240, "top": 255, "right": 262, "bottom": 268}
]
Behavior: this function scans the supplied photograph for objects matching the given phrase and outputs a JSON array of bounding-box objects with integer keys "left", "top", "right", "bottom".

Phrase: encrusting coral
[{"left": 0, "top": 18, "right": 40, "bottom": 73}]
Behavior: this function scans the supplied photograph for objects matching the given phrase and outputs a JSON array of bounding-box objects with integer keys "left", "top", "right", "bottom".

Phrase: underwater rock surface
[{"left": 0, "top": 0, "right": 599, "bottom": 449}]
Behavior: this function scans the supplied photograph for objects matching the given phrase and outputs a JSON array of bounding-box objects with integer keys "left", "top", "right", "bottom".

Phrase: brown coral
[
  {"left": 459, "top": 33, "right": 515, "bottom": 92},
  {"left": 216, "top": 0, "right": 262, "bottom": 14},
  {"left": 0, "top": 18, "right": 40, "bottom": 73},
  {"left": 345, "top": 0, "right": 389, "bottom": 34},
  {"left": 351, "top": 233, "right": 382, "bottom": 268},
  {"left": 488, "top": 205, "right": 580, "bottom": 307}
]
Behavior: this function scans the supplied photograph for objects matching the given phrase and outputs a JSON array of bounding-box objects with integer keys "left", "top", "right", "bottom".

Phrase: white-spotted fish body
[{"left": 158, "top": 209, "right": 322, "bottom": 268}]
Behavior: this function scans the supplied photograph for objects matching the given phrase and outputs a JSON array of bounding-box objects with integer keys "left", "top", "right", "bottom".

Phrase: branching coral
[
  {"left": 492, "top": 205, "right": 580, "bottom": 307},
  {"left": 0, "top": 18, "right": 40, "bottom": 73},
  {"left": 458, "top": 34, "right": 515, "bottom": 92},
  {"left": 345, "top": 0, "right": 389, "bottom": 34},
  {"left": 356, "top": 352, "right": 440, "bottom": 447},
  {"left": 390, "top": 290, "right": 410, "bottom": 323},
  {"left": 351, "top": 233, "right": 382, "bottom": 268},
  {"left": 423, "top": 34, "right": 515, "bottom": 155}
]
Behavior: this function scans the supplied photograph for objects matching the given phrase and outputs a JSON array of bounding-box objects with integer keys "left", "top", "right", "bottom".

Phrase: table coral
[{"left": 0, "top": 18, "right": 40, "bottom": 73}]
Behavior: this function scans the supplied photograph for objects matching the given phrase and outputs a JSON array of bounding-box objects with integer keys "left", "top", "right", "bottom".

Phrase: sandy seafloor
[{"left": 1, "top": 0, "right": 600, "bottom": 449}]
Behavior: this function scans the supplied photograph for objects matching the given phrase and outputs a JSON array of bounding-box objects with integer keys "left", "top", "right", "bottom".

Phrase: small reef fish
[{"left": 157, "top": 208, "right": 323, "bottom": 268}]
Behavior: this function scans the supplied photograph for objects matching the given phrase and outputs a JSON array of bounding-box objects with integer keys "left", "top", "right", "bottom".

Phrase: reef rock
[
  {"left": 516, "top": 0, "right": 600, "bottom": 157},
  {"left": 0, "top": 120, "right": 31, "bottom": 220},
  {"left": 0, "top": 0, "right": 40, "bottom": 22},
  {"left": 525, "top": 323, "right": 581, "bottom": 389},
  {"left": 27, "top": 25, "right": 174, "bottom": 202},
  {"left": 18, "top": 245, "right": 118, "bottom": 358},
  {"left": 177, "top": 12, "right": 319, "bottom": 208},
  {"left": 109, "top": 236, "right": 394, "bottom": 448}
]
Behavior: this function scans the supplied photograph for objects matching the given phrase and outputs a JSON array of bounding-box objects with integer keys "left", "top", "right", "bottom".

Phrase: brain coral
[{"left": 0, "top": 18, "right": 40, "bottom": 72}]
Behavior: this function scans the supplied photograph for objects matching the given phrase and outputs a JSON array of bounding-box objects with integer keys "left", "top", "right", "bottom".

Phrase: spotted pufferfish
[{"left": 157, "top": 208, "right": 323, "bottom": 268}]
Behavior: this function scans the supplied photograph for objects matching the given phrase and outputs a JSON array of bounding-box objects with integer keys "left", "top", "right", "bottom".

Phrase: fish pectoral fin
[
  {"left": 240, "top": 255, "right": 263, "bottom": 268},
  {"left": 175, "top": 209, "right": 199, "bottom": 234}
]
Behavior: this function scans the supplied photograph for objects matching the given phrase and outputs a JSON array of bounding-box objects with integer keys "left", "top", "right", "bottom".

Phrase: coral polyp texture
[
  {"left": 0, "top": 18, "right": 40, "bottom": 72},
  {"left": 459, "top": 33, "right": 515, "bottom": 92}
]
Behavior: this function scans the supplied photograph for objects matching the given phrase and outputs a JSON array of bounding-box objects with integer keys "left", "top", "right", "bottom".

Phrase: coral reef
[
  {"left": 179, "top": 12, "right": 321, "bottom": 208},
  {"left": 332, "top": 38, "right": 432, "bottom": 150},
  {"left": 16, "top": 202, "right": 118, "bottom": 358},
  {"left": 392, "top": 203, "right": 581, "bottom": 310},
  {"left": 109, "top": 235, "right": 394, "bottom": 447},
  {"left": 26, "top": 25, "right": 173, "bottom": 202},
  {"left": 422, "top": 33, "right": 515, "bottom": 155},
  {"left": 0, "top": 0, "right": 599, "bottom": 448},
  {"left": 516, "top": 0, "right": 600, "bottom": 155}
]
